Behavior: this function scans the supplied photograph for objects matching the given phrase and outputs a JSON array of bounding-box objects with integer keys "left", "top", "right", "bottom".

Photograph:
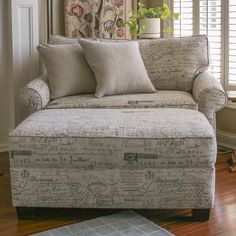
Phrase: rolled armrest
[
  {"left": 19, "top": 75, "right": 50, "bottom": 113},
  {"left": 192, "top": 71, "right": 227, "bottom": 129}
]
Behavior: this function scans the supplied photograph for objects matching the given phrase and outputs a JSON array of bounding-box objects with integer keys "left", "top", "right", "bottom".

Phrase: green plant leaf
[
  {"left": 173, "top": 13, "right": 180, "bottom": 20},
  {"left": 127, "top": 2, "right": 180, "bottom": 36},
  {"left": 165, "top": 26, "right": 173, "bottom": 33}
]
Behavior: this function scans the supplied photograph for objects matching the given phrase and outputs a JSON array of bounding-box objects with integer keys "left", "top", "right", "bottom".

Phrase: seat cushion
[
  {"left": 10, "top": 108, "right": 215, "bottom": 169},
  {"left": 46, "top": 91, "right": 198, "bottom": 110}
]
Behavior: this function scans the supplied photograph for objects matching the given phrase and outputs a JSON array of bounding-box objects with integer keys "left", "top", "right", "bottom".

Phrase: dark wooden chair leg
[
  {"left": 16, "top": 207, "right": 36, "bottom": 220},
  {"left": 192, "top": 209, "right": 211, "bottom": 221}
]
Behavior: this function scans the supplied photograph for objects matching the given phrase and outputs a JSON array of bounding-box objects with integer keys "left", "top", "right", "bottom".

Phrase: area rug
[{"left": 32, "top": 210, "right": 174, "bottom": 236}]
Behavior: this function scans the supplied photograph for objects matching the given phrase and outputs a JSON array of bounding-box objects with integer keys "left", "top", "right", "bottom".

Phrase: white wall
[
  {"left": 11, "top": 0, "right": 39, "bottom": 126},
  {"left": 0, "top": 0, "right": 10, "bottom": 152},
  {"left": 0, "top": 0, "right": 39, "bottom": 152}
]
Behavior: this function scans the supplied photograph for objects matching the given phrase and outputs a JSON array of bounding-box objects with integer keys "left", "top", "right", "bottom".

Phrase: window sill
[{"left": 225, "top": 101, "right": 236, "bottom": 110}]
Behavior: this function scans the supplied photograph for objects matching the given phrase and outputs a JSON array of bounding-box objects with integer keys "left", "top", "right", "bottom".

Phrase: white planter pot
[{"left": 139, "top": 18, "right": 161, "bottom": 38}]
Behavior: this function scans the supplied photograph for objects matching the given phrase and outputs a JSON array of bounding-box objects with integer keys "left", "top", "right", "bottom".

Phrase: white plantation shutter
[
  {"left": 199, "top": 0, "right": 221, "bottom": 79},
  {"left": 174, "top": 0, "right": 194, "bottom": 36},
  {"left": 229, "top": 0, "right": 236, "bottom": 86},
  {"left": 173, "top": 0, "right": 236, "bottom": 91}
]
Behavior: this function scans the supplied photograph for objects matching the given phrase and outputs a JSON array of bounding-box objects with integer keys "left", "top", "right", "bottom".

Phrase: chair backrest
[
  {"left": 138, "top": 35, "right": 209, "bottom": 91},
  {"left": 48, "top": 34, "right": 209, "bottom": 92}
]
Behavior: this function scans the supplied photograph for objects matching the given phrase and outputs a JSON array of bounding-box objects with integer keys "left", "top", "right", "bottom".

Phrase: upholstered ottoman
[{"left": 9, "top": 108, "right": 216, "bottom": 220}]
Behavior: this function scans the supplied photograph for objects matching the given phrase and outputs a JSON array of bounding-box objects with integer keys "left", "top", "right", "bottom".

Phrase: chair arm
[
  {"left": 192, "top": 71, "right": 227, "bottom": 128},
  {"left": 19, "top": 75, "right": 50, "bottom": 113}
]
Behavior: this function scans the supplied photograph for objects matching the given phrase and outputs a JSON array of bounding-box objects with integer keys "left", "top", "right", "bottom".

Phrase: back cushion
[
  {"left": 138, "top": 35, "right": 209, "bottom": 91},
  {"left": 49, "top": 35, "right": 79, "bottom": 44},
  {"left": 49, "top": 35, "right": 98, "bottom": 45}
]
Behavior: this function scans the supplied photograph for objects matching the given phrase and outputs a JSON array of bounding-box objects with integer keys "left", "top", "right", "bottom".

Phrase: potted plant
[{"left": 128, "top": 2, "right": 179, "bottom": 38}]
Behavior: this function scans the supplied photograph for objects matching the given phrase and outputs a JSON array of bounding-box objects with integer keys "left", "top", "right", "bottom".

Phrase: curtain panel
[{"left": 64, "top": 0, "right": 132, "bottom": 39}]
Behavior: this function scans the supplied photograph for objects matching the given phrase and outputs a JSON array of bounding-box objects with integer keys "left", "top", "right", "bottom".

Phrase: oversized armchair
[
  {"left": 10, "top": 35, "right": 227, "bottom": 221},
  {"left": 20, "top": 35, "right": 226, "bottom": 130}
]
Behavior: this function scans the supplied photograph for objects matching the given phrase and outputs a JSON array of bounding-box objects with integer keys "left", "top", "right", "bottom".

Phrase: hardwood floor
[{"left": 0, "top": 152, "right": 236, "bottom": 236}]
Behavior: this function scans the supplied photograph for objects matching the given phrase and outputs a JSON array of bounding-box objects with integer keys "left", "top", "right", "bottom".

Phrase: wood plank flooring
[{"left": 0, "top": 152, "right": 236, "bottom": 236}]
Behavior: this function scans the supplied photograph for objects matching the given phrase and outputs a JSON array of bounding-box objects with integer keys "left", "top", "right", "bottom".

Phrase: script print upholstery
[
  {"left": 10, "top": 108, "right": 216, "bottom": 209},
  {"left": 19, "top": 76, "right": 50, "bottom": 113},
  {"left": 19, "top": 35, "right": 226, "bottom": 130},
  {"left": 138, "top": 35, "right": 209, "bottom": 91},
  {"left": 46, "top": 91, "right": 198, "bottom": 110},
  {"left": 192, "top": 71, "right": 227, "bottom": 129},
  {"left": 10, "top": 167, "right": 215, "bottom": 209}
]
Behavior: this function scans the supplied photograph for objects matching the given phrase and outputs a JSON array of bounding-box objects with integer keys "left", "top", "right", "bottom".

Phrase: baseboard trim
[
  {"left": 0, "top": 143, "right": 9, "bottom": 153},
  {"left": 217, "top": 130, "right": 236, "bottom": 150}
]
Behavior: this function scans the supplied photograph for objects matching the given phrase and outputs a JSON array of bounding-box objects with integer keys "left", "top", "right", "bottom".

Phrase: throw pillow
[
  {"left": 38, "top": 44, "right": 96, "bottom": 99},
  {"left": 79, "top": 39, "right": 156, "bottom": 98}
]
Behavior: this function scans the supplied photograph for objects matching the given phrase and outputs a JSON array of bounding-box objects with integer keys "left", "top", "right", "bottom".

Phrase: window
[
  {"left": 200, "top": 0, "right": 221, "bottom": 79},
  {"left": 173, "top": 0, "right": 236, "bottom": 91},
  {"left": 174, "top": 0, "right": 193, "bottom": 37},
  {"left": 229, "top": 0, "right": 236, "bottom": 87}
]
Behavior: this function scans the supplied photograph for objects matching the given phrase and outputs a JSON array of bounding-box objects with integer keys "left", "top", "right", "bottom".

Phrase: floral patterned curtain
[{"left": 65, "top": 0, "right": 129, "bottom": 39}]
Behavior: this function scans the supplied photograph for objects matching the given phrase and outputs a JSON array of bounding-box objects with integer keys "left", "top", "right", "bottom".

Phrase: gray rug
[{"left": 32, "top": 210, "right": 174, "bottom": 236}]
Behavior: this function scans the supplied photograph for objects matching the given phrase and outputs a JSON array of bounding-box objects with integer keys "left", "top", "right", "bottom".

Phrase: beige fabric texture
[
  {"left": 79, "top": 39, "right": 156, "bottom": 98},
  {"left": 138, "top": 35, "right": 209, "bottom": 91},
  {"left": 49, "top": 35, "right": 98, "bottom": 45},
  {"left": 10, "top": 108, "right": 216, "bottom": 209},
  {"left": 192, "top": 71, "right": 227, "bottom": 129},
  {"left": 19, "top": 76, "right": 50, "bottom": 113},
  {"left": 37, "top": 44, "right": 96, "bottom": 99},
  {"left": 46, "top": 91, "right": 198, "bottom": 110},
  {"left": 49, "top": 34, "right": 80, "bottom": 44}
]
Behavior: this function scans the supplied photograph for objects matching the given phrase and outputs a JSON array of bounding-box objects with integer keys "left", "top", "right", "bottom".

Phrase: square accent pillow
[
  {"left": 79, "top": 39, "right": 156, "bottom": 98},
  {"left": 37, "top": 44, "right": 96, "bottom": 99}
]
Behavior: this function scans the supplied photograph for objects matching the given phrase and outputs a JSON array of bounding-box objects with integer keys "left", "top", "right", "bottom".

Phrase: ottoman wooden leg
[
  {"left": 16, "top": 207, "right": 35, "bottom": 220},
  {"left": 192, "top": 209, "right": 211, "bottom": 221}
]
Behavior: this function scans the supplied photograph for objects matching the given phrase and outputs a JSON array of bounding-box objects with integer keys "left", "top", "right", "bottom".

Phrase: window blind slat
[
  {"left": 199, "top": 0, "right": 222, "bottom": 79},
  {"left": 174, "top": 0, "right": 194, "bottom": 37},
  {"left": 173, "top": 0, "right": 236, "bottom": 88},
  {"left": 229, "top": 0, "right": 236, "bottom": 83}
]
